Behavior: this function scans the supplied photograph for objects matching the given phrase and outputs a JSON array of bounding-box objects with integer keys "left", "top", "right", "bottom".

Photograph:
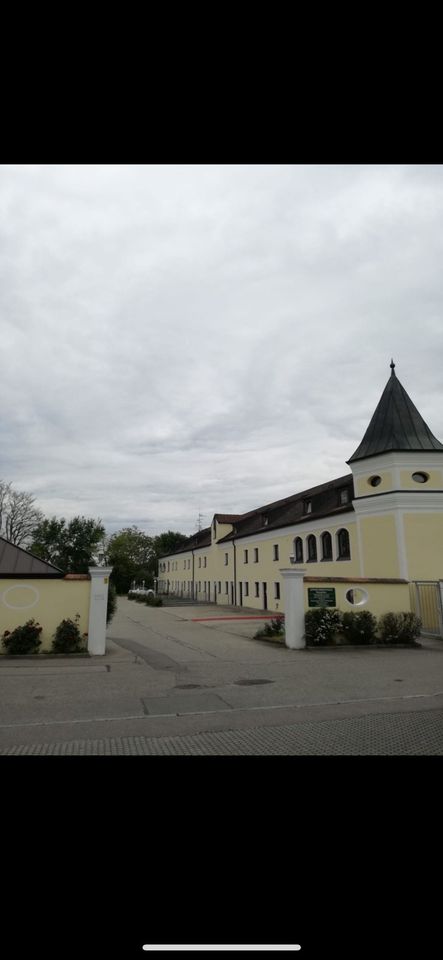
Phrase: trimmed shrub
[
  {"left": 305, "top": 607, "right": 342, "bottom": 646},
  {"left": 107, "top": 582, "right": 117, "bottom": 624},
  {"left": 52, "top": 614, "right": 86, "bottom": 654},
  {"left": 341, "top": 610, "right": 377, "bottom": 645},
  {"left": 2, "top": 619, "right": 43, "bottom": 655},
  {"left": 254, "top": 616, "right": 284, "bottom": 640},
  {"left": 145, "top": 595, "right": 163, "bottom": 607},
  {"left": 378, "top": 612, "right": 422, "bottom": 645}
]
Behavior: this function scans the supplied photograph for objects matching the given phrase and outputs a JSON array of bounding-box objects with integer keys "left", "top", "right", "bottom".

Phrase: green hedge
[{"left": 305, "top": 608, "right": 421, "bottom": 646}]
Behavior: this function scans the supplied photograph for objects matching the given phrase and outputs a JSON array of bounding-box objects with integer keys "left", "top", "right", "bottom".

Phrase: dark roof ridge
[
  {"left": 0, "top": 536, "right": 64, "bottom": 576},
  {"left": 238, "top": 474, "right": 353, "bottom": 520},
  {"left": 0, "top": 535, "right": 63, "bottom": 572},
  {"left": 217, "top": 503, "right": 354, "bottom": 543}
]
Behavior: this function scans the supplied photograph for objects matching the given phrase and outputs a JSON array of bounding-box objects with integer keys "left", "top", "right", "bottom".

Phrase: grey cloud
[{"left": 1, "top": 165, "right": 443, "bottom": 536}]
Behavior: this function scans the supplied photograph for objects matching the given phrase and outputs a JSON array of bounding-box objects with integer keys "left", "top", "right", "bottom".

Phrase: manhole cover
[{"left": 235, "top": 679, "right": 273, "bottom": 686}]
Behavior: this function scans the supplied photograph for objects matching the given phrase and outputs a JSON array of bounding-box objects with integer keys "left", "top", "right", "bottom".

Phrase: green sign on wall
[{"left": 308, "top": 587, "right": 336, "bottom": 608}]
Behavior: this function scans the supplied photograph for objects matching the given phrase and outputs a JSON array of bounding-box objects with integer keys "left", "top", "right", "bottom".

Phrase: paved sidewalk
[{"left": 1, "top": 706, "right": 442, "bottom": 754}]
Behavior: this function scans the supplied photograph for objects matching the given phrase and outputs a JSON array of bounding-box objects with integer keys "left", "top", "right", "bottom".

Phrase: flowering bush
[
  {"left": 52, "top": 614, "right": 86, "bottom": 654},
  {"left": 305, "top": 608, "right": 342, "bottom": 645},
  {"left": 2, "top": 619, "right": 43, "bottom": 655},
  {"left": 341, "top": 610, "right": 377, "bottom": 645},
  {"left": 378, "top": 612, "right": 422, "bottom": 644}
]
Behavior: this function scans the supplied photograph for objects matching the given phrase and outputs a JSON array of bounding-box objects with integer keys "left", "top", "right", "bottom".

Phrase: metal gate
[{"left": 410, "top": 582, "right": 443, "bottom": 637}]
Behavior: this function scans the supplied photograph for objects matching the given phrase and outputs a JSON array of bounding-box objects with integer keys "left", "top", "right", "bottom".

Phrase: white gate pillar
[
  {"left": 280, "top": 568, "right": 307, "bottom": 649},
  {"left": 88, "top": 567, "right": 113, "bottom": 656}
]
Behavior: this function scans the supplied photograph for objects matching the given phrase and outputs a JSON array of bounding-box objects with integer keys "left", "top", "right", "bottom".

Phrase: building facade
[{"left": 157, "top": 364, "right": 443, "bottom": 632}]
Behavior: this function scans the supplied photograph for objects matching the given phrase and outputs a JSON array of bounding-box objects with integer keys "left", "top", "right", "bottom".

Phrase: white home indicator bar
[{"left": 142, "top": 947, "right": 301, "bottom": 953}]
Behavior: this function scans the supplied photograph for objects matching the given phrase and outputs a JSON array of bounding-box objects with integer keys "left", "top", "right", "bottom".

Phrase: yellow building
[{"left": 158, "top": 363, "right": 443, "bottom": 635}]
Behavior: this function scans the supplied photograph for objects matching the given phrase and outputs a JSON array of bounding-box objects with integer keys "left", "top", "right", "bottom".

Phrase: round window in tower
[
  {"left": 368, "top": 475, "right": 382, "bottom": 487},
  {"left": 412, "top": 472, "right": 429, "bottom": 484}
]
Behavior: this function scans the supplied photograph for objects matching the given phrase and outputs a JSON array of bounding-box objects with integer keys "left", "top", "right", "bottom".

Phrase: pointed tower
[{"left": 347, "top": 362, "right": 443, "bottom": 580}]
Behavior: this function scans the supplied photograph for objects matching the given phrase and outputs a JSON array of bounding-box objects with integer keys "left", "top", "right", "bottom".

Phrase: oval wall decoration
[{"left": 1, "top": 584, "right": 40, "bottom": 610}]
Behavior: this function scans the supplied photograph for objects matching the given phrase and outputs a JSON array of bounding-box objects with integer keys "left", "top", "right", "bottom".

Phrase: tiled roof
[
  {"left": 213, "top": 514, "right": 243, "bottom": 523},
  {"left": 159, "top": 475, "right": 355, "bottom": 558},
  {"left": 217, "top": 474, "right": 354, "bottom": 542},
  {"left": 159, "top": 527, "right": 212, "bottom": 558},
  {"left": 348, "top": 362, "right": 443, "bottom": 463},
  {"left": 0, "top": 537, "right": 64, "bottom": 577}
]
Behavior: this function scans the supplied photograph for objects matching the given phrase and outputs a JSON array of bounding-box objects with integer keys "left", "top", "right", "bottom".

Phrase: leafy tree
[
  {"left": 152, "top": 531, "right": 189, "bottom": 561},
  {"left": 107, "top": 526, "right": 155, "bottom": 594},
  {"left": 0, "top": 480, "right": 44, "bottom": 547},
  {"left": 30, "top": 516, "right": 106, "bottom": 574}
]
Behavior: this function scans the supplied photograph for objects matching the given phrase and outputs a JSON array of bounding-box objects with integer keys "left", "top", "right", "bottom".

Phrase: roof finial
[{"left": 390, "top": 358, "right": 396, "bottom": 376}]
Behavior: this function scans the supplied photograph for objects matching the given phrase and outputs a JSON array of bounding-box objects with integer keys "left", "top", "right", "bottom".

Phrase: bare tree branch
[{"left": 0, "top": 481, "right": 43, "bottom": 547}]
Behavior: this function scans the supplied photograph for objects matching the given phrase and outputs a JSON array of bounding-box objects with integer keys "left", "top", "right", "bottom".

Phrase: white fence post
[
  {"left": 88, "top": 567, "right": 113, "bottom": 656},
  {"left": 280, "top": 568, "right": 307, "bottom": 649}
]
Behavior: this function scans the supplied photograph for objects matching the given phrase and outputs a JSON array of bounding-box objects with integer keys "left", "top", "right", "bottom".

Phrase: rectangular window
[
  {"left": 188, "top": 559, "right": 191, "bottom": 569},
  {"left": 254, "top": 548, "right": 259, "bottom": 563},
  {"left": 255, "top": 582, "right": 260, "bottom": 597},
  {"left": 225, "top": 582, "right": 229, "bottom": 594},
  {"left": 244, "top": 549, "right": 248, "bottom": 564},
  {"left": 339, "top": 489, "right": 350, "bottom": 505},
  {"left": 218, "top": 581, "right": 221, "bottom": 592},
  {"left": 304, "top": 499, "right": 312, "bottom": 514},
  {"left": 224, "top": 553, "right": 228, "bottom": 565},
  {"left": 198, "top": 557, "right": 201, "bottom": 568},
  {"left": 244, "top": 582, "right": 249, "bottom": 597},
  {"left": 273, "top": 544, "right": 279, "bottom": 561},
  {"left": 204, "top": 557, "right": 207, "bottom": 567},
  {"left": 274, "top": 582, "right": 280, "bottom": 600}
]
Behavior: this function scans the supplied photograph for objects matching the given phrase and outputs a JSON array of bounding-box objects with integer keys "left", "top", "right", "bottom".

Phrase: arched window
[
  {"left": 294, "top": 537, "right": 303, "bottom": 562},
  {"left": 337, "top": 528, "right": 351, "bottom": 560},
  {"left": 321, "top": 531, "right": 333, "bottom": 561},
  {"left": 307, "top": 534, "right": 317, "bottom": 562}
]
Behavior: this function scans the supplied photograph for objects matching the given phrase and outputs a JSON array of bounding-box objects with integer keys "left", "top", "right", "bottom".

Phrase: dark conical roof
[{"left": 347, "top": 362, "right": 443, "bottom": 463}]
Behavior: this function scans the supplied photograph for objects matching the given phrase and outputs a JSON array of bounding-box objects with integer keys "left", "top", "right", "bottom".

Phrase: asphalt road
[{"left": 0, "top": 598, "right": 442, "bottom": 754}]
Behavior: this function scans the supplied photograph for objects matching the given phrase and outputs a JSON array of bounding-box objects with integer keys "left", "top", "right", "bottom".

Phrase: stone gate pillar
[
  {"left": 280, "top": 568, "right": 307, "bottom": 649},
  {"left": 88, "top": 567, "right": 113, "bottom": 656}
]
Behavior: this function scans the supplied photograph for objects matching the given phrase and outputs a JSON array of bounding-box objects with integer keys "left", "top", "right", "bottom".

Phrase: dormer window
[
  {"left": 339, "top": 488, "right": 350, "bottom": 505},
  {"left": 263, "top": 515, "right": 269, "bottom": 526},
  {"left": 303, "top": 499, "right": 312, "bottom": 515}
]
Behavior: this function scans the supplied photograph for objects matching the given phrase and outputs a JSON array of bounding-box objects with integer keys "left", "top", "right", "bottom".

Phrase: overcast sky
[{"left": 1, "top": 164, "right": 442, "bottom": 537}]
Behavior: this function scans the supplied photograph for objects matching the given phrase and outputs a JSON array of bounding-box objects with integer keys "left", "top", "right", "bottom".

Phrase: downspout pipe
[{"left": 192, "top": 548, "right": 195, "bottom": 601}]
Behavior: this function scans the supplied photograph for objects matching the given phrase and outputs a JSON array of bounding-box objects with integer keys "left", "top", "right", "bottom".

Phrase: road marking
[{"left": 191, "top": 616, "right": 284, "bottom": 622}]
